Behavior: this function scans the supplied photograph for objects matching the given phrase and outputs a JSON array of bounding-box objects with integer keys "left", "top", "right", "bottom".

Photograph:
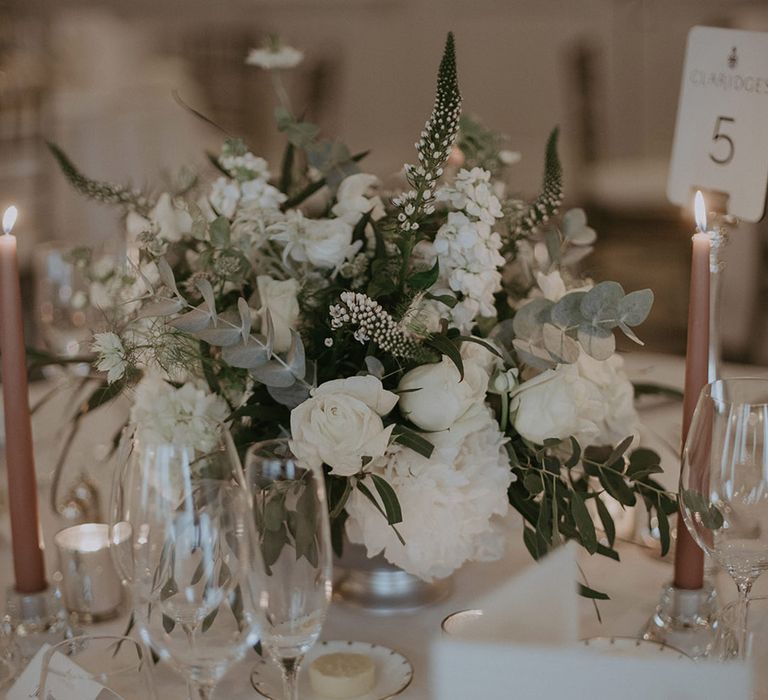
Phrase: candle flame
[
  {"left": 2, "top": 206, "right": 17, "bottom": 235},
  {"left": 694, "top": 191, "right": 707, "bottom": 232}
]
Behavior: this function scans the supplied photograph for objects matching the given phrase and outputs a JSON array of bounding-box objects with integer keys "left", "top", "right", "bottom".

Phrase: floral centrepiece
[{"left": 50, "top": 33, "right": 675, "bottom": 587}]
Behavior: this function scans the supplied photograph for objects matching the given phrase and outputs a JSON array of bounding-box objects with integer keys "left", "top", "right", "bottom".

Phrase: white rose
[
  {"left": 331, "top": 173, "right": 385, "bottom": 225},
  {"left": 302, "top": 218, "right": 355, "bottom": 269},
  {"left": 397, "top": 355, "right": 489, "bottom": 432},
  {"left": 576, "top": 352, "right": 639, "bottom": 446},
  {"left": 290, "top": 376, "right": 398, "bottom": 476},
  {"left": 256, "top": 275, "right": 300, "bottom": 353},
  {"left": 511, "top": 363, "right": 604, "bottom": 446},
  {"left": 150, "top": 193, "right": 192, "bottom": 242}
]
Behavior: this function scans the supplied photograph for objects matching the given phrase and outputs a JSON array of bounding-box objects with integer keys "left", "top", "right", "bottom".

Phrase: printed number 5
[{"left": 710, "top": 116, "right": 735, "bottom": 165}]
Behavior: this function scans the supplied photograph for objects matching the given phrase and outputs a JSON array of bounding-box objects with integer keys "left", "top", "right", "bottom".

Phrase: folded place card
[
  {"left": 432, "top": 640, "right": 752, "bottom": 700},
  {"left": 433, "top": 544, "right": 752, "bottom": 699},
  {"left": 7, "top": 643, "right": 114, "bottom": 700}
]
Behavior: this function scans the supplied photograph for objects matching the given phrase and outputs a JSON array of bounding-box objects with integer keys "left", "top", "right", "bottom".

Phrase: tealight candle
[{"left": 54, "top": 523, "right": 124, "bottom": 621}]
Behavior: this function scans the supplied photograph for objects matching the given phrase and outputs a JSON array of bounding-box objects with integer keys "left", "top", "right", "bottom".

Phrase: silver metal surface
[{"left": 334, "top": 542, "right": 452, "bottom": 615}]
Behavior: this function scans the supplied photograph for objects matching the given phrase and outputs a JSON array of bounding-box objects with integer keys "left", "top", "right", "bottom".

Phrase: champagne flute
[
  {"left": 680, "top": 378, "right": 768, "bottom": 659},
  {"left": 129, "top": 420, "right": 265, "bottom": 700},
  {"left": 245, "top": 439, "right": 333, "bottom": 700}
]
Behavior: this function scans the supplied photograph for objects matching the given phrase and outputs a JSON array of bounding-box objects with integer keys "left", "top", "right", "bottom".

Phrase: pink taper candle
[
  {"left": 673, "top": 191, "right": 709, "bottom": 591},
  {"left": 0, "top": 206, "right": 47, "bottom": 593}
]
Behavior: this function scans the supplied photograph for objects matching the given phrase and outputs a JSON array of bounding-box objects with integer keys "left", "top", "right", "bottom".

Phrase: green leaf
[
  {"left": 391, "top": 425, "right": 434, "bottom": 459},
  {"left": 571, "top": 492, "right": 598, "bottom": 554},
  {"left": 594, "top": 496, "right": 616, "bottom": 547},
  {"left": 455, "top": 336, "right": 503, "bottom": 358},
  {"left": 578, "top": 584, "right": 610, "bottom": 600},
  {"left": 606, "top": 436, "right": 634, "bottom": 470},
  {"left": 356, "top": 481, "right": 405, "bottom": 545},
  {"left": 619, "top": 289, "right": 654, "bottom": 326},
  {"left": 209, "top": 216, "right": 231, "bottom": 245},
  {"left": 633, "top": 383, "right": 684, "bottom": 401},
  {"left": 281, "top": 150, "right": 369, "bottom": 210},
  {"left": 202, "top": 607, "right": 219, "bottom": 633},
  {"left": 580, "top": 281, "right": 624, "bottom": 324},
  {"left": 162, "top": 614, "right": 176, "bottom": 634},
  {"left": 657, "top": 505, "right": 671, "bottom": 557},
  {"left": 564, "top": 437, "right": 581, "bottom": 469},
  {"left": 523, "top": 471, "right": 544, "bottom": 495},
  {"left": 426, "top": 293, "right": 458, "bottom": 308},
  {"left": 577, "top": 323, "right": 615, "bottom": 361},
  {"left": 426, "top": 334, "right": 464, "bottom": 380},
  {"left": 408, "top": 259, "right": 440, "bottom": 291},
  {"left": 371, "top": 474, "right": 403, "bottom": 525}
]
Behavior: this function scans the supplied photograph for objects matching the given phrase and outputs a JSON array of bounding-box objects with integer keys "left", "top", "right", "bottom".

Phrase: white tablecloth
[{"left": 2, "top": 351, "right": 766, "bottom": 698}]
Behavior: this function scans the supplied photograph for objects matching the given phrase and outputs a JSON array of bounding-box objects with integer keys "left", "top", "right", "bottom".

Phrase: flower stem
[{"left": 280, "top": 655, "right": 303, "bottom": 700}]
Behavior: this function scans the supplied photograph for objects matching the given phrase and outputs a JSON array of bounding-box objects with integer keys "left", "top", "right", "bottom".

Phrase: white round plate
[
  {"left": 580, "top": 636, "right": 690, "bottom": 660},
  {"left": 251, "top": 640, "right": 413, "bottom": 700}
]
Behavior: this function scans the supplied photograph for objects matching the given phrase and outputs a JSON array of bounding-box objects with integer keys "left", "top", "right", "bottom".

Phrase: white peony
[
  {"left": 511, "top": 363, "right": 605, "bottom": 446},
  {"left": 576, "top": 352, "right": 639, "bottom": 446},
  {"left": 331, "top": 174, "right": 385, "bottom": 226},
  {"left": 290, "top": 376, "right": 398, "bottom": 476},
  {"left": 130, "top": 373, "right": 229, "bottom": 453},
  {"left": 345, "top": 406, "right": 513, "bottom": 581},
  {"left": 397, "top": 355, "right": 489, "bottom": 432},
  {"left": 256, "top": 275, "right": 300, "bottom": 352}
]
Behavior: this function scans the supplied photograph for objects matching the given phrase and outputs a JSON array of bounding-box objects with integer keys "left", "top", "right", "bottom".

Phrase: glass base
[
  {"left": 642, "top": 581, "right": 718, "bottom": 659},
  {"left": 3, "top": 585, "right": 75, "bottom": 662}
]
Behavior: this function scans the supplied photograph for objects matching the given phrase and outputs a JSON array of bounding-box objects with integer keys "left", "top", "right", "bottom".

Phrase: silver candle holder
[{"left": 54, "top": 523, "right": 124, "bottom": 623}]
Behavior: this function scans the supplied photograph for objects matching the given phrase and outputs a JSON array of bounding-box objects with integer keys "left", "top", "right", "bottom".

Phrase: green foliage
[
  {"left": 512, "top": 281, "right": 654, "bottom": 366},
  {"left": 507, "top": 127, "right": 562, "bottom": 238},
  {"left": 47, "top": 142, "right": 151, "bottom": 215},
  {"left": 457, "top": 114, "right": 507, "bottom": 175}
]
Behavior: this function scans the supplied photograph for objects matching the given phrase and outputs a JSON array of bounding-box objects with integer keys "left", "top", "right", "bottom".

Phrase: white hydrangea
[
  {"left": 331, "top": 174, "right": 385, "bottom": 226},
  {"left": 130, "top": 373, "right": 228, "bottom": 453},
  {"left": 209, "top": 177, "right": 241, "bottom": 218},
  {"left": 209, "top": 168, "right": 286, "bottom": 220},
  {"left": 345, "top": 406, "right": 513, "bottom": 581},
  {"left": 240, "top": 178, "right": 286, "bottom": 210},
  {"left": 219, "top": 152, "right": 270, "bottom": 180}
]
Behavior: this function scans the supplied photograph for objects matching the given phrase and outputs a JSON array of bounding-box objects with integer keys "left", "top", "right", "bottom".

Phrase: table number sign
[{"left": 667, "top": 26, "right": 768, "bottom": 221}]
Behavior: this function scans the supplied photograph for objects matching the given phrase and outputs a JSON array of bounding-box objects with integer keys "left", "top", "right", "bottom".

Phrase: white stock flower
[
  {"left": 240, "top": 178, "right": 286, "bottom": 211},
  {"left": 130, "top": 373, "right": 228, "bottom": 453},
  {"left": 535, "top": 270, "right": 567, "bottom": 301},
  {"left": 246, "top": 45, "right": 304, "bottom": 70},
  {"left": 511, "top": 363, "right": 604, "bottom": 446},
  {"left": 290, "top": 376, "right": 399, "bottom": 476},
  {"left": 331, "top": 174, "right": 385, "bottom": 226},
  {"left": 256, "top": 275, "right": 300, "bottom": 352},
  {"left": 345, "top": 406, "right": 512, "bottom": 581},
  {"left": 91, "top": 332, "right": 127, "bottom": 383},
  {"left": 209, "top": 177, "right": 241, "bottom": 218},
  {"left": 397, "top": 355, "right": 490, "bottom": 432}
]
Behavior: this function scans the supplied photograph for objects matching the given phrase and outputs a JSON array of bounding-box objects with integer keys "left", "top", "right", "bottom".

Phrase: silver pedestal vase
[{"left": 334, "top": 541, "right": 452, "bottom": 614}]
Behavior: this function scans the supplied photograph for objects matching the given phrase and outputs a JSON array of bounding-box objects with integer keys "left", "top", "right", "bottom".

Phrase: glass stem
[
  {"left": 187, "top": 679, "right": 215, "bottom": 700},
  {"left": 280, "top": 655, "right": 303, "bottom": 700},
  {"left": 735, "top": 577, "right": 753, "bottom": 660}
]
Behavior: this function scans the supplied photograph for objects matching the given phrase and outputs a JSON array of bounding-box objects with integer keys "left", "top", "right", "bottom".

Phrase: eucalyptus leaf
[
  {"left": 571, "top": 491, "right": 598, "bottom": 554},
  {"left": 196, "top": 279, "right": 218, "bottom": 324},
  {"left": 136, "top": 298, "right": 184, "bottom": 319},
  {"left": 250, "top": 360, "right": 297, "bottom": 388},
  {"left": 542, "top": 323, "right": 580, "bottom": 363},
  {"left": 158, "top": 258, "right": 181, "bottom": 298},
  {"left": 267, "top": 382, "right": 311, "bottom": 409},
  {"left": 512, "top": 298, "right": 553, "bottom": 342},
  {"left": 550, "top": 291, "right": 586, "bottom": 329},
  {"left": 194, "top": 326, "right": 242, "bottom": 347},
  {"left": 619, "top": 289, "right": 654, "bottom": 326},
  {"left": 221, "top": 339, "right": 270, "bottom": 369},
  {"left": 512, "top": 339, "right": 557, "bottom": 371},
  {"left": 580, "top": 281, "right": 624, "bottom": 324},
  {"left": 364, "top": 356, "right": 385, "bottom": 379},
  {"left": 169, "top": 305, "right": 212, "bottom": 333},
  {"left": 209, "top": 216, "right": 231, "bottom": 246},
  {"left": 237, "top": 297, "right": 252, "bottom": 342},
  {"left": 577, "top": 324, "right": 615, "bottom": 361},
  {"left": 286, "top": 331, "right": 306, "bottom": 378}
]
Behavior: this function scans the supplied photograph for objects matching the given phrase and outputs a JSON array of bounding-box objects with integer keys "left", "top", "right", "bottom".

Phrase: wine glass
[
  {"left": 680, "top": 378, "right": 768, "bottom": 659},
  {"left": 128, "top": 420, "right": 265, "bottom": 700},
  {"left": 108, "top": 427, "right": 139, "bottom": 586},
  {"left": 39, "top": 635, "right": 156, "bottom": 699},
  {"left": 245, "top": 439, "right": 333, "bottom": 700}
]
